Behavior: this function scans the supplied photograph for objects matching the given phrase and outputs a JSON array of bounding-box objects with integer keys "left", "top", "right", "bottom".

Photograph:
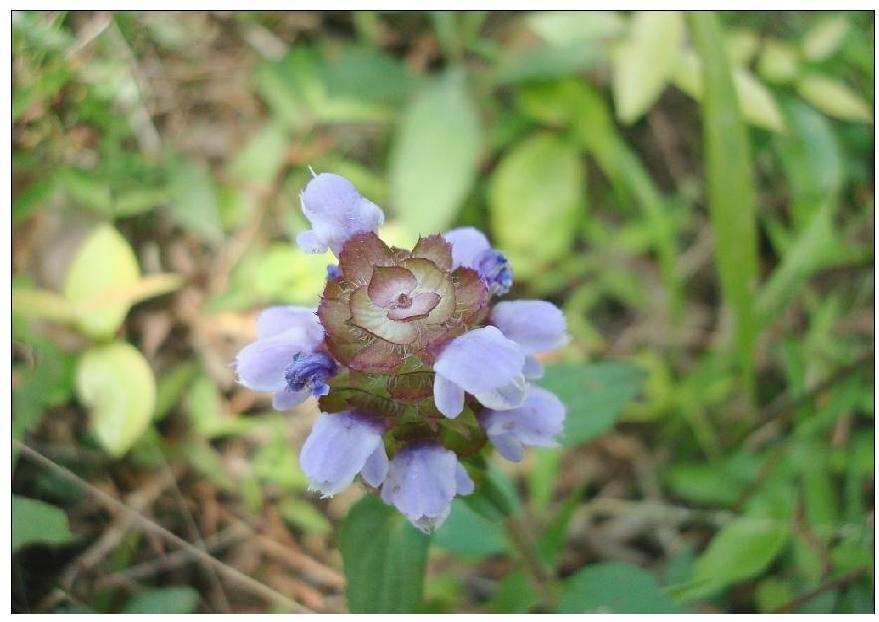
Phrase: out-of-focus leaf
[
  {"left": 489, "top": 570, "right": 540, "bottom": 613},
  {"left": 12, "top": 335, "right": 76, "bottom": 461},
  {"left": 13, "top": 173, "right": 60, "bottom": 223},
  {"left": 802, "top": 15, "right": 850, "bottom": 61},
  {"left": 167, "top": 159, "right": 224, "bottom": 243},
  {"left": 558, "top": 562, "right": 686, "bottom": 613},
  {"left": 122, "top": 587, "right": 199, "bottom": 614},
  {"left": 340, "top": 494, "right": 430, "bottom": 613},
  {"left": 611, "top": 11, "right": 684, "bottom": 123},
  {"left": 76, "top": 342, "right": 156, "bottom": 457},
  {"left": 433, "top": 498, "right": 506, "bottom": 556},
  {"left": 63, "top": 224, "right": 140, "bottom": 338},
  {"left": 796, "top": 74, "right": 872, "bottom": 123},
  {"left": 492, "top": 42, "right": 602, "bottom": 85},
  {"left": 252, "top": 429, "right": 308, "bottom": 491},
  {"left": 58, "top": 167, "right": 112, "bottom": 215},
  {"left": 186, "top": 373, "right": 254, "bottom": 438},
  {"left": 775, "top": 97, "right": 844, "bottom": 227},
  {"left": 489, "top": 132, "right": 583, "bottom": 278},
  {"left": 689, "top": 12, "right": 759, "bottom": 398},
  {"left": 279, "top": 498, "right": 331, "bottom": 535},
  {"left": 388, "top": 71, "right": 481, "bottom": 234},
  {"left": 12, "top": 495, "right": 74, "bottom": 551},
  {"left": 669, "top": 517, "right": 789, "bottom": 602},
  {"left": 154, "top": 361, "right": 198, "bottom": 421},
  {"left": 230, "top": 120, "right": 290, "bottom": 186},
  {"left": 12, "top": 287, "right": 76, "bottom": 324},
  {"left": 758, "top": 40, "right": 801, "bottom": 84},
  {"left": 665, "top": 449, "right": 762, "bottom": 506},
  {"left": 755, "top": 577, "right": 795, "bottom": 613},
  {"left": 673, "top": 51, "right": 786, "bottom": 132},
  {"left": 725, "top": 29, "right": 760, "bottom": 66},
  {"left": 527, "top": 11, "right": 626, "bottom": 46},
  {"left": 538, "top": 362, "right": 645, "bottom": 447},
  {"left": 323, "top": 46, "right": 416, "bottom": 106}
]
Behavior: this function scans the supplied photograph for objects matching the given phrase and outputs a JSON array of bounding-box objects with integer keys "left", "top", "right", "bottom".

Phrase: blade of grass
[{"left": 689, "top": 12, "right": 759, "bottom": 406}]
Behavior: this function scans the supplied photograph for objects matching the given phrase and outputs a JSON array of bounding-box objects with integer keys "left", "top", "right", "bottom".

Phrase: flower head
[{"left": 236, "top": 171, "right": 569, "bottom": 531}]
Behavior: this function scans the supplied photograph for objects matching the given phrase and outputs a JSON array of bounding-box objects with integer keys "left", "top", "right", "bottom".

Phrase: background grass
[{"left": 11, "top": 10, "right": 874, "bottom": 613}]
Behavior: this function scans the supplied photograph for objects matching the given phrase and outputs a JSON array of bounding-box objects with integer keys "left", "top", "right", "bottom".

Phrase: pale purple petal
[
  {"left": 489, "top": 433, "right": 525, "bottom": 462},
  {"left": 443, "top": 227, "right": 491, "bottom": 269},
  {"left": 434, "top": 326, "right": 525, "bottom": 396},
  {"left": 360, "top": 443, "right": 389, "bottom": 488},
  {"left": 474, "top": 373, "right": 527, "bottom": 411},
  {"left": 490, "top": 300, "right": 569, "bottom": 355},
  {"left": 256, "top": 306, "right": 324, "bottom": 347},
  {"left": 296, "top": 229, "right": 328, "bottom": 254},
  {"left": 236, "top": 331, "right": 308, "bottom": 392},
  {"left": 299, "top": 412, "right": 385, "bottom": 497},
  {"left": 380, "top": 444, "right": 459, "bottom": 531},
  {"left": 523, "top": 355, "right": 544, "bottom": 380},
  {"left": 455, "top": 463, "right": 474, "bottom": 495},
  {"left": 272, "top": 387, "right": 309, "bottom": 411},
  {"left": 434, "top": 374, "right": 466, "bottom": 419},
  {"left": 299, "top": 173, "right": 384, "bottom": 256},
  {"left": 479, "top": 387, "right": 566, "bottom": 462}
]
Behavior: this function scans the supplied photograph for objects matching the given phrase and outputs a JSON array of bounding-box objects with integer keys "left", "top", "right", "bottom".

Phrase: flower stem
[{"left": 504, "top": 514, "right": 557, "bottom": 611}]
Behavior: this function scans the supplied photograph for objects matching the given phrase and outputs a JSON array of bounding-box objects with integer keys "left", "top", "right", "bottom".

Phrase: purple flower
[
  {"left": 444, "top": 227, "right": 513, "bottom": 295},
  {"left": 433, "top": 326, "right": 527, "bottom": 419},
  {"left": 489, "top": 300, "right": 569, "bottom": 380},
  {"left": 300, "top": 411, "right": 389, "bottom": 497},
  {"left": 478, "top": 387, "right": 566, "bottom": 462},
  {"left": 326, "top": 264, "right": 342, "bottom": 280},
  {"left": 380, "top": 443, "right": 474, "bottom": 532},
  {"left": 285, "top": 352, "right": 338, "bottom": 398},
  {"left": 296, "top": 173, "right": 384, "bottom": 256},
  {"left": 235, "top": 306, "right": 334, "bottom": 410}
]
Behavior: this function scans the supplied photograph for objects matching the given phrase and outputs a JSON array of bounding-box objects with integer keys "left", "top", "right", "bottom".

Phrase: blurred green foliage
[{"left": 12, "top": 10, "right": 874, "bottom": 614}]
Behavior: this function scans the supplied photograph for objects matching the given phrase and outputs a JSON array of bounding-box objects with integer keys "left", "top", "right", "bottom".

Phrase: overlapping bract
[{"left": 235, "top": 171, "right": 569, "bottom": 531}]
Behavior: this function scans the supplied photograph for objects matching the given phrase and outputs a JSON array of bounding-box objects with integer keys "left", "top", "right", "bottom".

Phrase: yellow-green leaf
[
  {"left": 612, "top": 11, "right": 684, "bottom": 124},
  {"left": 63, "top": 224, "right": 140, "bottom": 339},
  {"left": 12, "top": 287, "right": 76, "bottom": 323},
  {"left": 527, "top": 11, "right": 626, "bottom": 46},
  {"left": 758, "top": 39, "right": 801, "bottom": 84},
  {"left": 673, "top": 51, "right": 785, "bottom": 132},
  {"left": 12, "top": 495, "right": 74, "bottom": 550},
  {"left": 796, "top": 74, "right": 872, "bottom": 123},
  {"left": 488, "top": 132, "right": 583, "bottom": 278},
  {"left": 76, "top": 342, "right": 156, "bottom": 457},
  {"left": 802, "top": 15, "right": 849, "bottom": 61}
]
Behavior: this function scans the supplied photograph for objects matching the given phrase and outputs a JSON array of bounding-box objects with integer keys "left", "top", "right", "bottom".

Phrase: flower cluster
[{"left": 236, "top": 172, "right": 568, "bottom": 531}]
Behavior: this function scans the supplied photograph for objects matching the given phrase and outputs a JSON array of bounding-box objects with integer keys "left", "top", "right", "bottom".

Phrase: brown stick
[{"left": 14, "top": 440, "right": 311, "bottom": 614}]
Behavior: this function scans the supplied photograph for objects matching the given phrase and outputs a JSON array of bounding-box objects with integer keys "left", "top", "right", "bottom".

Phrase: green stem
[{"left": 504, "top": 515, "right": 557, "bottom": 611}]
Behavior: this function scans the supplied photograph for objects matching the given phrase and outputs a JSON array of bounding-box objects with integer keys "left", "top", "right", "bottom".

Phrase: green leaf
[
  {"left": 229, "top": 120, "right": 290, "bottom": 186},
  {"left": 758, "top": 40, "right": 801, "bottom": 84},
  {"left": 796, "top": 74, "right": 872, "bottom": 123},
  {"left": 12, "top": 495, "right": 73, "bottom": 550},
  {"left": 122, "top": 587, "right": 199, "bottom": 613},
  {"left": 611, "top": 11, "right": 684, "bottom": 123},
  {"left": 527, "top": 11, "right": 626, "bottom": 46},
  {"left": 669, "top": 517, "right": 789, "bottom": 602},
  {"left": 340, "top": 494, "right": 431, "bottom": 613},
  {"left": 538, "top": 362, "right": 645, "bottom": 447},
  {"left": 167, "top": 159, "right": 224, "bottom": 244},
  {"left": 433, "top": 498, "right": 506, "bottom": 557},
  {"left": 802, "top": 15, "right": 850, "bottom": 61},
  {"left": 12, "top": 287, "right": 77, "bottom": 324},
  {"left": 63, "top": 224, "right": 141, "bottom": 338},
  {"left": 323, "top": 46, "right": 416, "bottom": 106},
  {"left": 492, "top": 42, "right": 602, "bottom": 85},
  {"left": 76, "top": 342, "right": 156, "bottom": 457},
  {"left": 689, "top": 12, "right": 759, "bottom": 400},
  {"left": 388, "top": 71, "right": 481, "bottom": 234},
  {"left": 154, "top": 361, "right": 198, "bottom": 421},
  {"left": 558, "top": 562, "right": 686, "bottom": 613},
  {"left": 673, "top": 51, "right": 786, "bottom": 132},
  {"left": 489, "top": 132, "right": 583, "bottom": 278}
]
